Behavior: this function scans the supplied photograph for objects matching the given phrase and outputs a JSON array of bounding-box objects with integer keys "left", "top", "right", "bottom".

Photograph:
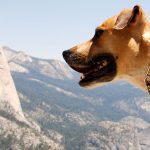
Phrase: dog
[{"left": 63, "top": 5, "right": 150, "bottom": 93}]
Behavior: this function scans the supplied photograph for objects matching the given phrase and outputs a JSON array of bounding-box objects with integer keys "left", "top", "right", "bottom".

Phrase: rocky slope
[
  {"left": 85, "top": 117, "right": 150, "bottom": 150},
  {"left": 0, "top": 47, "right": 64, "bottom": 150},
  {"left": 0, "top": 48, "right": 28, "bottom": 124},
  {"left": 0, "top": 115, "right": 64, "bottom": 150}
]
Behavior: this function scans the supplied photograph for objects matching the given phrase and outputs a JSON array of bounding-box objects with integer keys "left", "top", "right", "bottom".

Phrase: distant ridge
[{"left": 3, "top": 46, "right": 76, "bottom": 80}]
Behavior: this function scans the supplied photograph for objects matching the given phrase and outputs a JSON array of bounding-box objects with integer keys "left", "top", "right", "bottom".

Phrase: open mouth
[{"left": 68, "top": 53, "right": 117, "bottom": 87}]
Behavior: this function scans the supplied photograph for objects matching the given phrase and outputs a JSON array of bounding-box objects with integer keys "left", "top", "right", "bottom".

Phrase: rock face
[
  {"left": 0, "top": 48, "right": 27, "bottom": 123},
  {"left": 85, "top": 118, "right": 150, "bottom": 150},
  {"left": 0, "top": 115, "right": 64, "bottom": 150},
  {"left": 0, "top": 48, "right": 64, "bottom": 150}
]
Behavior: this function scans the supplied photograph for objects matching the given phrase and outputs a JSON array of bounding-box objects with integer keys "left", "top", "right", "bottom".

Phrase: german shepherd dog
[{"left": 63, "top": 5, "right": 150, "bottom": 92}]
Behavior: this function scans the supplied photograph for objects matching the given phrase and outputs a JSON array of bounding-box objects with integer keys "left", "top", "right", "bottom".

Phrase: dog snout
[
  {"left": 62, "top": 50, "right": 72, "bottom": 61},
  {"left": 63, "top": 50, "right": 83, "bottom": 63}
]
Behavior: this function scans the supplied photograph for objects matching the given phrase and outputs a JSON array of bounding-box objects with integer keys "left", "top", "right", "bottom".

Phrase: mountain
[
  {"left": 2, "top": 46, "right": 150, "bottom": 149},
  {"left": 0, "top": 48, "right": 27, "bottom": 123},
  {"left": 85, "top": 117, "right": 150, "bottom": 150},
  {"left": 0, "top": 115, "right": 64, "bottom": 150},
  {"left": 0, "top": 47, "right": 64, "bottom": 150},
  {"left": 3, "top": 46, "right": 75, "bottom": 80}
]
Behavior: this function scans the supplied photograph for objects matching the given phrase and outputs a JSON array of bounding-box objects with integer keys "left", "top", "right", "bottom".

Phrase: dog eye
[{"left": 94, "top": 30, "right": 104, "bottom": 38}]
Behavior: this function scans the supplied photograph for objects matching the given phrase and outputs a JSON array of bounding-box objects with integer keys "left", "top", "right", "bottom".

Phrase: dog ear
[{"left": 114, "top": 5, "right": 142, "bottom": 30}]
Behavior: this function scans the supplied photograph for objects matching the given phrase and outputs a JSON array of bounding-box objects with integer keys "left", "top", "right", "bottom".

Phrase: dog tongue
[
  {"left": 69, "top": 55, "right": 110, "bottom": 74},
  {"left": 70, "top": 65, "right": 92, "bottom": 73},
  {"left": 70, "top": 60, "right": 107, "bottom": 74}
]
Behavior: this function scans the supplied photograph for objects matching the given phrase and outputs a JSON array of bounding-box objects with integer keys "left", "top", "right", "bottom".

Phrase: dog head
[{"left": 63, "top": 5, "right": 148, "bottom": 88}]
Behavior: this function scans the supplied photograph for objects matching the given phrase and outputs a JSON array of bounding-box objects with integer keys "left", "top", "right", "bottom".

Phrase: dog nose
[{"left": 62, "top": 50, "right": 71, "bottom": 60}]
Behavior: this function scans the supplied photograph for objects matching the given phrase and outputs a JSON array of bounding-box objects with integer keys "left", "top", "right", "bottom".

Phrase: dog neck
[
  {"left": 124, "top": 68, "right": 147, "bottom": 91},
  {"left": 143, "top": 26, "right": 150, "bottom": 93},
  {"left": 144, "top": 22, "right": 150, "bottom": 83},
  {"left": 127, "top": 29, "right": 150, "bottom": 93},
  {"left": 143, "top": 32, "right": 150, "bottom": 43}
]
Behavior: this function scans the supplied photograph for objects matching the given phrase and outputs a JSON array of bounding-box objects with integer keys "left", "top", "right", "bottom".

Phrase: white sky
[{"left": 0, "top": 0, "right": 149, "bottom": 60}]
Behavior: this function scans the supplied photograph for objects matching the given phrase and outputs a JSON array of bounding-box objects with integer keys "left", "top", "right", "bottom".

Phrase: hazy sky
[{"left": 0, "top": 0, "right": 149, "bottom": 60}]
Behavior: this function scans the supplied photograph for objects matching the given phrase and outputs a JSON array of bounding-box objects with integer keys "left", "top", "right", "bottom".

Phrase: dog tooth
[
  {"left": 80, "top": 74, "right": 85, "bottom": 79},
  {"left": 103, "top": 60, "right": 108, "bottom": 66}
]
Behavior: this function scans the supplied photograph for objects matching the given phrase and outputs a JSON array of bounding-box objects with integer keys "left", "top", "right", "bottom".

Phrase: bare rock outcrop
[{"left": 0, "top": 48, "right": 28, "bottom": 124}]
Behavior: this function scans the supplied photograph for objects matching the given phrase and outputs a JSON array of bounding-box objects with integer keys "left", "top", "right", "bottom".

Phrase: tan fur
[{"left": 68, "top": 5, "right": 150, "bottom": 91}]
